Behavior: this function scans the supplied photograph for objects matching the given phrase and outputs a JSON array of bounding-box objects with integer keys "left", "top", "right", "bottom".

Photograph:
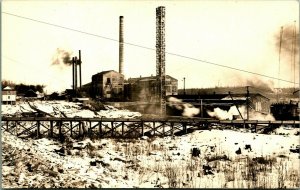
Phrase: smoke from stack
[
  {"left": 51, "top": 48, "right": 73, "bottom": 66},
  {"left": 168, "top": 97, "right": 200, "bottom": 117},
  {"left": 119, "top": 16, "right": 124, "bottom": 75},
  {"left": 207, "top": 106, "right": 241, "bottom": 120},
  {"left": 245, "top": 78, "right": 275, "bottom": 92},
  {"left": 207, "top": 106, "right": 275, "bottom": 121}
]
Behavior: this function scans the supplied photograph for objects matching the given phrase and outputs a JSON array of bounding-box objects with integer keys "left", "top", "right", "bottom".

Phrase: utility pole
[
  {"left": 200, "top": 99, "right": 203, "bottom": 118},
  {"left": 246, "top": 86, "right": 250, "bottom": 120},
  {"left": 183, "top": 77, "right": 186, "bottom": 95}
]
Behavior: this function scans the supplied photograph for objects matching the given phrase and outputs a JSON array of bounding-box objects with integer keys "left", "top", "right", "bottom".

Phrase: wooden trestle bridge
[{"left": 1, "top": 117, "right": 299, "bottom": 139}]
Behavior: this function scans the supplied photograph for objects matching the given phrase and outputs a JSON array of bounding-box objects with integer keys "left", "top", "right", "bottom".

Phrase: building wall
[
  {"left": 2, "top": 90, "right": 16, "bottom": 104},
  {"left": 166, "top": 77, "right": 178, "bottom": 96},
  {"left": 250, "top": 95, "right": 270, "bottom": 114},
  {"left": 92, "top": 71, "right": 124, "bottom": 99},
  {"left": 128, "top": 75, "right": 178, "bottom": 101}
]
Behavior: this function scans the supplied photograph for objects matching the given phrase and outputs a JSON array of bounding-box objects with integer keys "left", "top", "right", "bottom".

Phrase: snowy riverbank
[{"left": 1, "top": 100, "right": 299, "bottom": 188}]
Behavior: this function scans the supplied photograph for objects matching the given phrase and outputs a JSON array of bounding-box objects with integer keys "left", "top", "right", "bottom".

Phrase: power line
[
  {"left": 3, "top": 55, "right": 20, "bottom": 63},
  {"left": 3, "top": 11, "right": 299, "bottom": 85}
]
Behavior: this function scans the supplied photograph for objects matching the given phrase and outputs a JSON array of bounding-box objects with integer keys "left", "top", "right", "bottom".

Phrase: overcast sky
[{"left": 2, "top": 0, "right": 299, "bottom": 93}]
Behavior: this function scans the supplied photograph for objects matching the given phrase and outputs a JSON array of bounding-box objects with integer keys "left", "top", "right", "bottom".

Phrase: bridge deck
[{"left": 1, "top": 117, "right": 299, "bottom": 139}]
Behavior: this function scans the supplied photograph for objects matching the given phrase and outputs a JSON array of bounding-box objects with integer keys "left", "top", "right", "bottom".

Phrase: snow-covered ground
[
  {"left": 2, "top": 100, "right": 300, "bottom": 188},
  {"left": 1, "top": 100, "right": 141, "bottom": 118}
]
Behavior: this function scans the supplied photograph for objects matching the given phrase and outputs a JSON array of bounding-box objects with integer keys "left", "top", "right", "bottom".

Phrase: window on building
[
  {"left": 255, "top": 102, "right": 262, "bottom": 111},
  {"left": 8, "top": 96, "right": 10, "bottom": 99},
  {"left": 166, "top": 86, "right": 172, "bottom": 93},
  {"left": 107, "top": 78, "right": 111, "bottom": 84}
]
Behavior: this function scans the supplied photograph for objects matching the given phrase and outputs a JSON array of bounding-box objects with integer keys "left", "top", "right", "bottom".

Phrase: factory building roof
[
  {"left": 173, "top": 93, "right": 269, "bottom": 101},
  {"left": 2, "top": 86, "right": 15, "bottom": 91},
  {"left": 222, "top": 93, "right": 270, "bottom": 100},
  {"left": 93, "top": 70, "right": 124, "bottom": 76},
  {"left": 128, "top": 75, "right": 177, "bottom": 83}
]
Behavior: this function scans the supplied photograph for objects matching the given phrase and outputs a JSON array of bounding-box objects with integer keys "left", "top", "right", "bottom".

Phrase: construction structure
[
  {"left": 72, "top": 50, "right": 82, "bottom": 93},
  {"left": 119, "top": 16, "right": 124, "bottom": 75},
  {"left": 156, "top": 6, "right": 166, "bottom": 115}
]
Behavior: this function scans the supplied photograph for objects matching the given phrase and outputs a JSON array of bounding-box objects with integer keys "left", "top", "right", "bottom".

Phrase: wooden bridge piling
[
  {"left": 1, "top": 117, "right": 299, "bottom": 139},
  {"left": 50, "top": 121, "right": 53, "bottom": 138},
  {"left": 37, "top": 121, "right": 40, "bottom": 138}
]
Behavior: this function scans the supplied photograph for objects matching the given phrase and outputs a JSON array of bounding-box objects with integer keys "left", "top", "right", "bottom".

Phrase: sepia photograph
[{"left": 1, "top": 0, "right": 299, "bottom": 188}]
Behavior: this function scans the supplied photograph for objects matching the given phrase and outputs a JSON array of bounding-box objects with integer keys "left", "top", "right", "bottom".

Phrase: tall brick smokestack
[
  {"left": 119, "top": 16, "right": 124, "bottom": 75},
  {"left": 72, "top": 57, "right": 75, "bottom": 90}
]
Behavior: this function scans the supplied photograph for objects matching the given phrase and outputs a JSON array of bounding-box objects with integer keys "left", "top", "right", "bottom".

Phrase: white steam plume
[
  {"left": 207, "top": 105, "right": 275, "bottom": 121},
  {"left": 168, "top": 97, "right": 200, "bottom": 117}
]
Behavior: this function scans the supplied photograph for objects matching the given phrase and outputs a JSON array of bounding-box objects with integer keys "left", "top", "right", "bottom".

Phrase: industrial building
[
  {"left": 126, "top": 75, "right": 178, "bottom": 101},
  {"left": 2, "top": 86, "right": 16, "bottom": 105},
  {"left": 87, "top": 10, "right": 177, "bottom": 105},
  {"left": 172, "top": 93, "right": 271, "bottom": 117},
  {"left": 90, "top": 72, "right": 178, "bottom": 102},
  {"left": 91, "top": 70, "right": 124, "bottom": 100},
  {"left": 222, "top": 93, "right": 270, "bottom": 114},
  {"left": 74, "top": 8, "right": 177, "bottom": 116}
]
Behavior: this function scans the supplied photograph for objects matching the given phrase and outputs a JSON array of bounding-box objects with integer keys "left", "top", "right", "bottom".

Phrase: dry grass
[{"left": 35, "top": 131, "right": 290, "bottom": 188}]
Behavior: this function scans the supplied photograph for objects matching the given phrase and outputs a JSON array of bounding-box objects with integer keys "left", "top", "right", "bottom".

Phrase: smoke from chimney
[
  {"left": 51, "top": 48, "right": 73, "bottom": 66},
  {"left": 168, "top": 97, "right": 200, "bottom": 117},
  {"left": 207, "top": 106, "right": 275, "bottom": 121},
  {"left": 245, "top": 78, "right": 275, "bottom": 92}
]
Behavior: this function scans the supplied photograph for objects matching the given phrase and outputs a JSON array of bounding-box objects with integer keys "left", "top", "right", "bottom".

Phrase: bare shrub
[
  {"left": 224, "top": 163, "right": 236, "bottom": 183},
  {"left": 288, "top": 169, "right": 300, "bottom": 187},
  {"left": 252, "top": 156, "right": 276, "bottom": 165},
  {"left": 206, "top": 154, "right": 230, "bottom": 162},
  {"left": 164, "top": 163, "right": 180, "bottom": 188},
  {"left": 138, "top": 166, "right": 148, "bottom": 185},
  {"left": 276, "top": 159, "right": 288, "bottom": 188}
]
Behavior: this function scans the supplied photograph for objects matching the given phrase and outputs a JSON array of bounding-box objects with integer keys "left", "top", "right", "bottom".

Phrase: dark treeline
[
  {"left": 2, "top": 80, "right": 45, "bottom": 94},
  {"left": 178, "top": 86, "right": 298, "bottom": 95}
]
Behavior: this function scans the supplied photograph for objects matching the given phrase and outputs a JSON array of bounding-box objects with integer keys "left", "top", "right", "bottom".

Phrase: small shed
[{"left": 2, "top": 86, "right": 16, "bottom": 105}]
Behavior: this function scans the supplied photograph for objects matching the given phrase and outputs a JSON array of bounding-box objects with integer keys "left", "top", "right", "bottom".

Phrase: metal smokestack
[
  {"left": 74, "top": 56, "right": 78, "bottom": 90},
  {"left": 79, "top": 50, "right": 82, "bottom": 89},
  {"left": 72, "top": 57, "right": 75, "bottom": 91},
  {"left": 119, "top": 16, "right": 124, "bottom": 75}
]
